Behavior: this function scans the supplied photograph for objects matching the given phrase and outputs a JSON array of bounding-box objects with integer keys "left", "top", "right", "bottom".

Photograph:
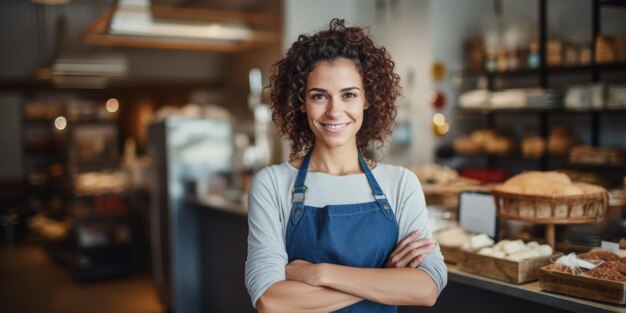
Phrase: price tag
[
  {"left": 601, "top": 241, "right": 620, "bottom": 253},
  {"left": 459, "top": 192, "right": 498, "bottom": 239}
]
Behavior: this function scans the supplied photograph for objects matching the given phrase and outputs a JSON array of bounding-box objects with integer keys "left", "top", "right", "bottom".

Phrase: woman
[{"left": 245, "top": 19, "right": 447, "bottom": 312}]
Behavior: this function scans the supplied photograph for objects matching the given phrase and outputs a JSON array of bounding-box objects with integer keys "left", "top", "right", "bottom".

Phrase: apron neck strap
[
  {"left": 292, "top": 149, "right": 312, "bottom": 193},
  {"left": 290, "top": 149, "right": 393, "bottom": 223},
  {"left": 293, "top": 150, "right": 388, "bottom": 202},
  {"left": 290, "top": 150, "right": 312, "bottom": 225},
  {"left": 358, "top": 154, "right": 393, "bottom": 219},
  {"left": 357, "top": 154, "right": 385, "bottom": 199}
]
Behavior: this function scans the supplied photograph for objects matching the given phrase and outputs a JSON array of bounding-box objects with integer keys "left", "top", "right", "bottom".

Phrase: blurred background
[{"left": 0, "top": 0, "right": 625, "bottom": 312}]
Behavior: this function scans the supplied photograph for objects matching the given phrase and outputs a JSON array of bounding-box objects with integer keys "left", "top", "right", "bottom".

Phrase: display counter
[
  {"left": 186, "top": 198, "right": 624, "bottom": 313},
  {"left": 445, "top": 265, "right": 625, "bottom": 313},
  {"left": 186, "top": 196, "right": 255, "bottom": 313}
]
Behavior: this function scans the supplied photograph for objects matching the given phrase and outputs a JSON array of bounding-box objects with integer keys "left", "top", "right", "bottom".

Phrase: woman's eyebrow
[
  {"left": 306, "top": 86, "right": 361, "bottom": 93},
  {"left": 340, "top": 86, "right": 360, "bottom": 92}
]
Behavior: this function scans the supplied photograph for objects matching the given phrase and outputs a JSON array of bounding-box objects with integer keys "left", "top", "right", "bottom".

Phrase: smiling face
[{"left": 303, "top": 58, "right": 368, "bottom": 152}]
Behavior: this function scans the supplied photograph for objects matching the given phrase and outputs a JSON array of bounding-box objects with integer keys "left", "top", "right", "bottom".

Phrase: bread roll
[
  {"left": 502, "top": 239, "right": 526, "bottom": 255},
  {"left": 493, "top": 239, "right": 510, "bottom": 251},
  {"left": 471, "top": 129, "right": 497, "bottom": 146},
  {"left": 453, "top": 136, "right": 481, "bottom": 155},
  {"left": 492, "top": 251, "right": 506, "bottom": 259},
  {"left": 574, "top": 182, "right": 607, "bottom": 195},
  {"left": 484, "top": 136, "right": 515, "bottom": 155},
  {"left": 526, "top": 241, "right": 540, "bottom": 249},
  {"left": 478, "top": 247, "right": 494, "bottom": 256},
  {"left": 463, "top": 234, "right": 494, "bottom": 250},
  {"left": 521, "top": 136, "right": 545, "bottom": 159},
  {"left": 535, "top": 244, "right": 553, "bottom": 257}
]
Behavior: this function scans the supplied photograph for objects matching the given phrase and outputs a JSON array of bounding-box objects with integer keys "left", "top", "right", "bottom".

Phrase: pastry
[
  {"left": 434, "top": 227, "right": 470, "bottom": 248},
  {"left": 599, "top": 261, "right": 626, "bottom": 274},
  {"left": 579, "top": 250, "right": 620, "bottom": 262},
  {"left": 471, "top": 129, "right": 497, "bottom": 146},
  {"left": 453, "top": 135, "right": 482, "bottom": 155},
  {"left": 411, "top": 164, "right": 458, "bottom": 185},
  {"left": 484, "top": 136, "right": 515, "bottom": 155},
  {"left": 521, "top": 136, "right": 545, "bottom": 159},
  {"left": 548, "top": 126, "right": 578, "bottom": 155},
  {"left": 585, "top": 267, "right": 626, "bottom": 282}
]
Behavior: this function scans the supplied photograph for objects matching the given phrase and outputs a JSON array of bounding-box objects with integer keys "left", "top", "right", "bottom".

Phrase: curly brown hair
[{"left": 268, "top": 18, "right": 401, "bottom": 159}]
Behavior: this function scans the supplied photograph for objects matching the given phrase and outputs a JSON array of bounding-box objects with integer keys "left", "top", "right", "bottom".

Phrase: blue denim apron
[{"left": 285, "top": 150, "right": 399, "bottom": 312}]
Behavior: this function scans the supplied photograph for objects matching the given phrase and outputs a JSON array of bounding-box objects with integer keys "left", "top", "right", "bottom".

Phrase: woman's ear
[
  {"left": 300, "top": 105, "right": 306, "bottom": 113},
  {"left": 364, "top": 102, "right": 370, "bottom": 110}
]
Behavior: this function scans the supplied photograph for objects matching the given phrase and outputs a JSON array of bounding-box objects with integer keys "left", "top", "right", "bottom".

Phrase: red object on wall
[
  {"left": 459, "top": 167, "right": 511, "bottom": 183},
  {"left": 429, "top": 91, "right": 446, "bottom": 110}
]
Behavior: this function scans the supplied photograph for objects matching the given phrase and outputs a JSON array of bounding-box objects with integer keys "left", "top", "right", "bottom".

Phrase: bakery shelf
[
  {"left": 549, "top": 62, "right": 626, "bottom": 73},
  {"left": 73, "top": 214, "right": 128, "bottom": 224},
  {"left": 78, "top": 242, "right": 132, "bottom": 251},
  {"left": 457, "top": 107, "right": 626, "bottom": 116},
  {"left": 462, "top": 62, "right": 626, "bottom": 78},
  {"left": 600, "top": 0, "right": 626, "bottom": 8},
  {"left": 463, "top": 68, "right": 539, "bottom": 78}
]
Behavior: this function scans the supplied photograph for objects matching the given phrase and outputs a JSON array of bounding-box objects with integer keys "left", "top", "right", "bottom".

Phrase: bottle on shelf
[{"left": 527, "top": 42, "right": 540, "bottom": 69}]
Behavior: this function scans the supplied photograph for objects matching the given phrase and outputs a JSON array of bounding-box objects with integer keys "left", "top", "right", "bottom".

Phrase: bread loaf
[{"left": 494, "top": 171, "right": 582, "bottom": 196}]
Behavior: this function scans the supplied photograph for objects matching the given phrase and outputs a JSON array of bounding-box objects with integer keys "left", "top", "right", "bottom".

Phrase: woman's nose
[{"left": 325, "top": 98, "right": 342, "bottom": 117}]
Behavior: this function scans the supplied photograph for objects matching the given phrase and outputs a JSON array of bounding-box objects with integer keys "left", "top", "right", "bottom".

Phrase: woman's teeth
[{"left": 324, "top": 123, "right": 348, "bottom": 129}]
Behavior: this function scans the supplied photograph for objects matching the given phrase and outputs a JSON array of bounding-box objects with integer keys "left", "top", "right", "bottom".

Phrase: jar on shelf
[
  {"left": 496, "top": 49, "right": 508, "bottom": 72},
  {"left": 485, "top": 51, "right": 497, "bottom": 72},
  {"left": 527, "top": 42, "right": 540, "bottom": 69}
]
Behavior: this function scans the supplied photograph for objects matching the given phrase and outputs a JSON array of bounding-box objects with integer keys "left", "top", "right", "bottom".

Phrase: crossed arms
[{"left": 257, "top": 231, "right": 439, "bottom": 313}]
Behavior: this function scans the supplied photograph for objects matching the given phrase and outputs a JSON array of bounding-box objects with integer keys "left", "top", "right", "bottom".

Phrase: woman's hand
[
  {"left": 286, "top": 259, "right": 322, "bottom": 286},
  {"left": 385, "top": 230, "right": 436, "bottom": 268}
]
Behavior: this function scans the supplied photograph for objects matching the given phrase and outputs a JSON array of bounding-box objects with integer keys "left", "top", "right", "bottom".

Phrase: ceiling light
[
  {"left": 54, "top": 116, "right": 67, "bottom": 130},
  {"left": 31, "top": 0, "right": 70, "bottom": 5},
  {"left": 106, "top": 98, "right": 120, "bottom": 113},
  {"left": 109, "top": 8, "right": 253, "bottom": 42},
  {"left": 83, "top": 4, "right": 279, "bottom": 52}
]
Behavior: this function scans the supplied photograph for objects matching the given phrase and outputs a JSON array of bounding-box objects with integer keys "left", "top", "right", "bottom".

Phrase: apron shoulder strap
[
  {"left": 358, "top": 155, "right": 394, "bottom": 220},
  {"left": 290, "top": 150, "right": 312, "bottom": 224}
]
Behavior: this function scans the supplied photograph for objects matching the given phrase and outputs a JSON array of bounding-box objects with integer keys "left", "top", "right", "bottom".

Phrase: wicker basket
[{"left": 493, "top": 190, "right": 608, "bottom": 224}]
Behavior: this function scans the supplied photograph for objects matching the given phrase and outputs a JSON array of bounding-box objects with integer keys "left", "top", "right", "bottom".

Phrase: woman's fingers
[
  {"left": 409, "top": 254, "right": 426, "bottom": 268},
  {"left": 388, "top": 239, "right": 436, "bottom": 268},
  {"left": 394, "top": 238, "right": 433, "bottom": 262},
  {"left": 395, "top": 231, "right": 420, "bottom": 254},
  {"left": 385, "top": 231, "right": 420, "bottom": 268},
  {"left": 389, "top": 230, "right": 421, "bottom": 257}
]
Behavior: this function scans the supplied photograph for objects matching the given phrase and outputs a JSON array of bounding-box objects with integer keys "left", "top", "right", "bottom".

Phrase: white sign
[{"left": 459, "top": 192, "right": 498, "bottom": 238}]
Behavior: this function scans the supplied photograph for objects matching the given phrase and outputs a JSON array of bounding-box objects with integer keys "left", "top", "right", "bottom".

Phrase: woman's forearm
[
  {"left": 257, "top": 280, "right": 362, "bottom": 313},
  {"left": 316, "top": 265, "right": 438, "bottom": 306}
]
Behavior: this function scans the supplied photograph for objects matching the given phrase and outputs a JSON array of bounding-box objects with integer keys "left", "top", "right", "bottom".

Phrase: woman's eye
[
  {"left": 343, "top": 92, "right": 357, "bottom": 99},
  {"left": 311, "top": 94, "right": 326, "bottom": 100}
]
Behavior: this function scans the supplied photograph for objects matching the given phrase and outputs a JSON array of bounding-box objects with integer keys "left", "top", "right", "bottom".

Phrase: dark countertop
[
  {"left": 448, "top": 264, "right": 626, "bottom": 313},
  {"left": 186, "top": 199, "right": 625, "bottom": 312},
  {"left": 186, "top": 194, "right": 248, "bottom": 216}
]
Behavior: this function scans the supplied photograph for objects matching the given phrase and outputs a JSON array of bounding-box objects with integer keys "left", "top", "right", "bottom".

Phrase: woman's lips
[{"left": 321, "top": 122, "right": 350, "bottom": 133}]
